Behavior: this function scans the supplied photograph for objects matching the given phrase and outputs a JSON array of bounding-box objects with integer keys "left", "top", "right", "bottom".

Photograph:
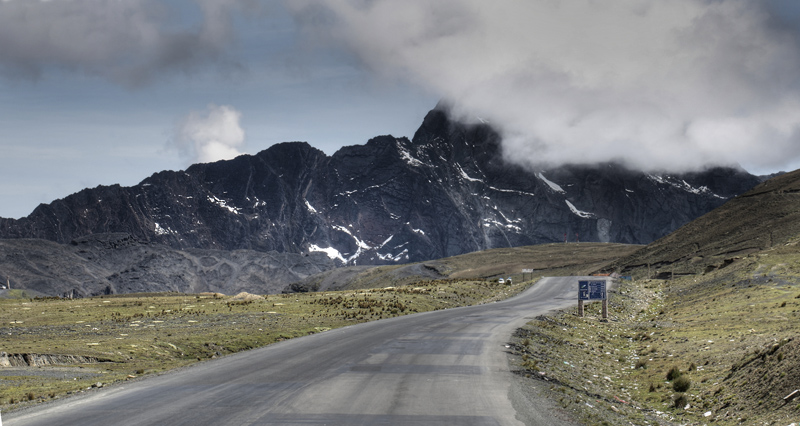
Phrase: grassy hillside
[
  {"left": 511, "top": 251, "right": 800, "bottom": 425},
  {"left": 601, "top": 169, "right": 800, "bottom": 279},
  {"left": 507, "top": 170, "right": 800, "bottom": 425}
]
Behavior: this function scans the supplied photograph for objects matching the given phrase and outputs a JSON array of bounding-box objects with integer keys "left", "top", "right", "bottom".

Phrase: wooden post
[
  {"left": 578, "top": 299, "right": 584, "bottom": 317},
  {"left": 602, "top": 298, "right": 608, "bottom": 319}
]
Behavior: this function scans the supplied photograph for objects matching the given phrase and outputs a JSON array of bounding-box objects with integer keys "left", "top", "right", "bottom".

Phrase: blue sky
[
  {"left": 2, "top": 0, "right": 800, "bottom": 219},
  {"left": 0, "top": 1, "right": 435, "bottom": 218}
]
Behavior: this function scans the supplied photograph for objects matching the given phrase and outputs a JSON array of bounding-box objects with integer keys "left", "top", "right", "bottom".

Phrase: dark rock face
[
  {"left": 0, "top": 233, "right": 335, "bottom": 297},
  {"left": 0, "top": 107, "right": 761, "bottom": 266}
]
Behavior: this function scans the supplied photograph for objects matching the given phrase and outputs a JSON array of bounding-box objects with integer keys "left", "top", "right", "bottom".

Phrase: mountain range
[
  {"left": 0, "top": 106, "right": 761, "bottom": 264},
  {"left": 0, "top": 105, "right": 765, "bottom": 296}
]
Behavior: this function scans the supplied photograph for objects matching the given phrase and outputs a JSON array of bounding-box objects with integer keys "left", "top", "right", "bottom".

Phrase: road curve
[{"left": 6, "top": 277, "right": 600, "bottom": 426}]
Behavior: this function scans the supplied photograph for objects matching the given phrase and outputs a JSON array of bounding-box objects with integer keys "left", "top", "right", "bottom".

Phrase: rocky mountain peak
[{"left": 0, "top": 106, "right": 761, "bottom": 267}]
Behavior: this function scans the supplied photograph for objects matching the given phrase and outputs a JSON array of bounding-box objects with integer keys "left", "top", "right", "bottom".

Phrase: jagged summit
[{"left": 0, "top": 107, "right": 761, "bottom": 266}]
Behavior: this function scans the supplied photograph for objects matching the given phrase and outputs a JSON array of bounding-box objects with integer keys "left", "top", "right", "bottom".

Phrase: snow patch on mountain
[
  {"left": 376, "top": 248, "right": 409, "bottom": 262},
  {"left": 483, "top": 217, "right": 522, "bottom": 232},
  {"left": 329, "top": 225, "right": 373, "bottom": 263},
  {"left": 305, "top": 199, "right": 318, "bottom": 214},
  {"left": 496, "top": 209, "right": 522, "bottom": 225},
  {"left": 457, "top": 164, "right": 534, "bottom": 196},
  {"left": 457, "top": 164, "right": 483, "bottom": 182},
  {"left": 309, "top": 244, "right": 345, "bottom": 264},
  {"left": 488, "top": 186, "right": 536, "bottom": 196},
  {"left": 154, "top": 223, "right": 176, "bottom": 236},
  {"left": 647, "top": 175, "right": 725, "bottom": 199},
  {"left": 404, "top": 223, "right": 426, "bottom": 236},
  {"left": 208, "top": 195, "right": 241, "bottom": 214},
  {"left": 538, "top": 173, "right": 566, "bottom": 194},
  {"left": 397, "top": 142, "right": 424, "bottom": 167},
  {"left": 565, "top": 200, "right": 595, "bottom": 218},
  {"left": 333, "top": 225, "right": 371, "bottom": 250},
  {"left": 338, "top": 183, "right": 385, "bottom": 197},
  {"left": 378, "top": 235, "right": 394, "bottom": 248}
]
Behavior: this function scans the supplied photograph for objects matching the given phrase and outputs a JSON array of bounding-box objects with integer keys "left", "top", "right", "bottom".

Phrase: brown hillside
[
  {"left": 604, "top": 169, "right": 800, "bottom": 277},
  {"left": 287, "top": 243, "right": 640, "bottom": 293}
]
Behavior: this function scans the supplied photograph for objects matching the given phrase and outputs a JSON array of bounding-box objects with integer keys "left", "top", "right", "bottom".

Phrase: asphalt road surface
[{"left": 6, "top": 276, "right": 601, "bottom": 426}]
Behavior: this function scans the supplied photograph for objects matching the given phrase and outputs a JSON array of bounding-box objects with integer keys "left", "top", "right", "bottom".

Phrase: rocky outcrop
[
  {"left": 0, "top": 352, "right": 106, "bottom": 367},
  {"left": 0, "top": 106, "right": 761, "bottom": 267}
]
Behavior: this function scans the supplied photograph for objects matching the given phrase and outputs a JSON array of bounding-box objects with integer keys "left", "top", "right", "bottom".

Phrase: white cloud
[
  {"left": 173, "top": 104, "right": 245, "bottom": 164},
  {"left": 0, "top": 0, "right": 252, "bottom": 86},
  {"left": 288, "top": 0, "right": 800, "bottom": 173}
]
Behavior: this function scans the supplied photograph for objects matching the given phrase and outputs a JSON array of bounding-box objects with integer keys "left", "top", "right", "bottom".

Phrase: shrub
[
  {"left": 673, "top": 375, "right": 692, "bottom": 392},
  {"left": 635, "top": 359, "right": 648, "bottom": 369},
  {"left": 666, "top": 366, "right": 682, "bottom": 381},
  {"left": 673, "top": 393, "right": 688, "bottom": 409},
  {"left": 521, "top": 354, "right": 538, "bottom": 371}
]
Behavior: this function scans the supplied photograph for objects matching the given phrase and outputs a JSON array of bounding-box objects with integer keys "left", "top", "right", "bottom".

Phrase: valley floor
[{"left": 0, "top": 278, "right": 530, "bottom": 412}]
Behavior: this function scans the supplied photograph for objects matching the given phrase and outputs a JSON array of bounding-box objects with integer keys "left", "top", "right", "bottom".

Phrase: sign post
[
  {"left": 521, "top": 269, "right": 534, "bottom": 281},
  {"left": 578, "top": 280, "right": 608, "bottom": 319}
]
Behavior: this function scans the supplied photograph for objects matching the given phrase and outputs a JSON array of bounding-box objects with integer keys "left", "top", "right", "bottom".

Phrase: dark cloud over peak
[{"left": 289, "top": 0, "right": 800, "bottom": 173}]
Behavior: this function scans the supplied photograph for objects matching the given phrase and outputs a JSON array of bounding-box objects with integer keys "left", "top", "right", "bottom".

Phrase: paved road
[{"left": 6, "top": 276, "right": 600, "bottom": 426}]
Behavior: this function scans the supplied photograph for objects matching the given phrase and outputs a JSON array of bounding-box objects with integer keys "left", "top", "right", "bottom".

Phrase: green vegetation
[
  {"left": 0, "top": 275, "right": 535, "bottom": 410},
  {"left": 666, "top": 366, "right": 682, "bottom": 381},
  {"left": 511, "top": 242, "right": 800, "bottom": 425},
  {"left": 672, "top": 375, "right": 691, "bottom": 393},
  {"left": 673, "top": 393, "right": 688, "bottom": 409}
]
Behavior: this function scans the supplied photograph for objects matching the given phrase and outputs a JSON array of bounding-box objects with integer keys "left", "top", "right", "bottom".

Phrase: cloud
[
  {"left": 172, "top": 104, "right": 245, "bottom": 164},
  {"left": 0, "top": 0, "right": 252, "bottom": 86},
  {"left": 288, "top": 0, "right": 800, "bottom": 173}
]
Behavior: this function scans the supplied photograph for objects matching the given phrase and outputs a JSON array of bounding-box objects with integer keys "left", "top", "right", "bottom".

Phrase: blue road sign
[{"left": 578, "top": 280, "right": 606, "bottom": 300}]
